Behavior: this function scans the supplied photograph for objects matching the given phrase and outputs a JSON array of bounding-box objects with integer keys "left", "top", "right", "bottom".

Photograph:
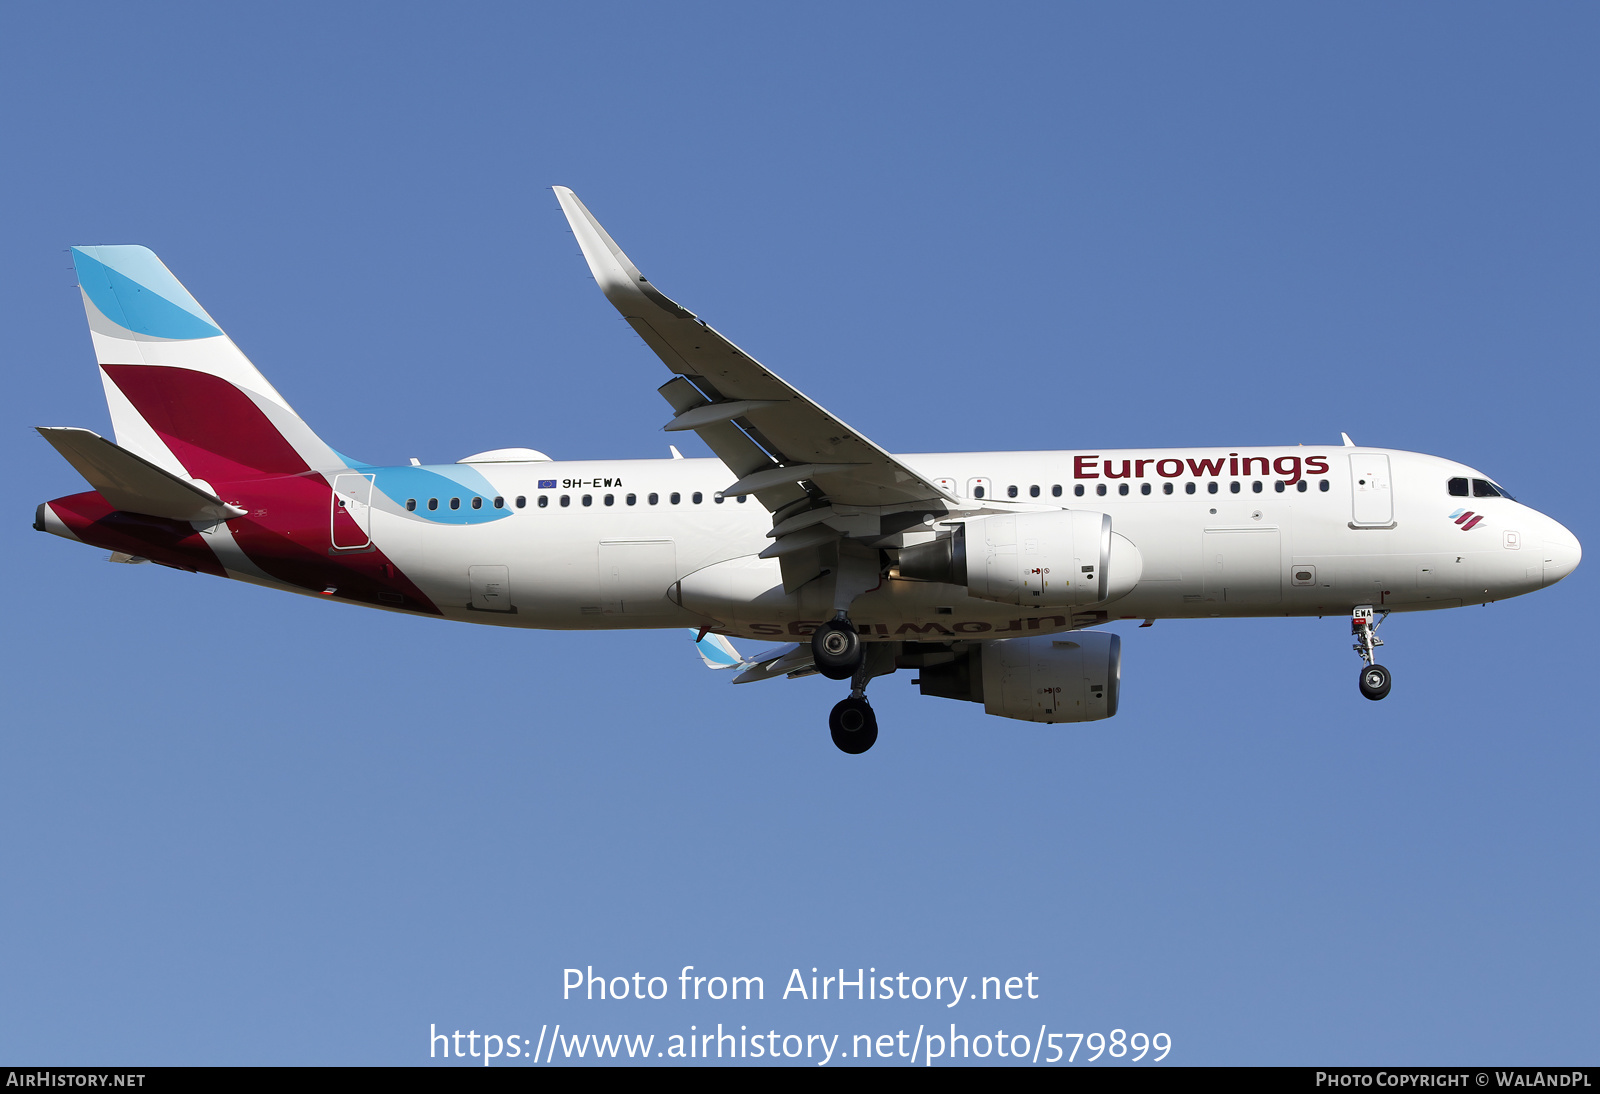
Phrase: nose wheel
[
  {"left": 1351, "top": 605, "right": 1392, "bottom": 701},
  {"left": 1358, "top": 663, "right": 1392, "bottom": 701}
]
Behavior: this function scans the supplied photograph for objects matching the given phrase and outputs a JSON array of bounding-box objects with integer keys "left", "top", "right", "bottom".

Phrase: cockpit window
[
  {"left": 1447, "top": 477, "right": 1468, "bottom": 497},
  {"left": 1473, "top": 478, "right": 1512, "bottom": 499}
]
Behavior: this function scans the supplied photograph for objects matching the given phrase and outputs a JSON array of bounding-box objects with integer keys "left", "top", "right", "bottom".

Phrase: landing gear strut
[
  {"left": 1352, "top": 605, "right": 1392, "bottom": 701},
  {"left": 826, "top": 642, "right": 896, "bottom": 754},
  {"left": 812, "top": 614, "right": 862, "bottom": 680}
]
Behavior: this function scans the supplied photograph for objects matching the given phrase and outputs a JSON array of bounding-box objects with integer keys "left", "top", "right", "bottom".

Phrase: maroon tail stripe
[{"left": 102, "top": 364, "right": 311, "bottom": 481}]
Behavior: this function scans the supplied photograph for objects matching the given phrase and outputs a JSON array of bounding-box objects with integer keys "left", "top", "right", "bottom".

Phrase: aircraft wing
[{"left": 554, "top": 187, "right": 957, "bottom": 522}]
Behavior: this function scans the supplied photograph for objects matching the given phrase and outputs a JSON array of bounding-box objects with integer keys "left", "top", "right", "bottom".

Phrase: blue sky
[{"left": 2, "top": 2, "right": 1595, "bottom": 1066}]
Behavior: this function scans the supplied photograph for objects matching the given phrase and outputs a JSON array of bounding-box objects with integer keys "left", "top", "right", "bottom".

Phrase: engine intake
[
  {"left": 898, "top": 511, "right": 1141, "bottom": 606},
  {"left": 916, "top": 633, "right": 1122, "bottom": 723}
]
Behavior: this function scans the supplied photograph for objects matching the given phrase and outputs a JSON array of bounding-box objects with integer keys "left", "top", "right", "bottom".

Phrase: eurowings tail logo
[{"left": 1448, "top": 509, "right": 1485, "bottom": 531}]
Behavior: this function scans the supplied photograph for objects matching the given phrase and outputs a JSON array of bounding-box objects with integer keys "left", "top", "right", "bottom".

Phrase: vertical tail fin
[{"left": 72, "top": 246, "right": 344, "bottom": 484}]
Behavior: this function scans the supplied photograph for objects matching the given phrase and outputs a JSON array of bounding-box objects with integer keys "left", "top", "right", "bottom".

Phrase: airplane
[{"left": 34, "top": 187, "right": 1582, "bottom": 754}]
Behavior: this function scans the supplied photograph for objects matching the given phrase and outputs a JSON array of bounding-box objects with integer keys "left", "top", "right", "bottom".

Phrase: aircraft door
[
  {"left": 1349, "top": 454, "right": 1394, "bottom": 526},
  {"left": 599, "top": 540, "right": 678, "bottom": 614},
  {"left": 1202, "top": 528, "right": 1282, "bottom": 604},
  {"left": 331, "top": 473, "right": 374, "bottom": 549},
  {"left": 469, "top": 565, "right": 513, "bottom": 612}
]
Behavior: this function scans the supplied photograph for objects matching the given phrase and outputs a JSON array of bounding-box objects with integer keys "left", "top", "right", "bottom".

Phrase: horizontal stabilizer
[{"left": 37, "top": 427, "right": 246, "bottom": 522}]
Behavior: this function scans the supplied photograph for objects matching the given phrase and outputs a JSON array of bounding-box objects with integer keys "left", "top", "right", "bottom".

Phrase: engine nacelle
[
  {"left": 916, "top": 633, "right": 1122, "bottom": 723},
  {"left": 898, "top": 511, "right": 1142, "bottom": 607}
]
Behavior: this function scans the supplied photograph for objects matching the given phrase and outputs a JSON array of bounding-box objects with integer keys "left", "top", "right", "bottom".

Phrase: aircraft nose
[{"left": 1540, "top": 517, "right": 1582, "bottom": 587}]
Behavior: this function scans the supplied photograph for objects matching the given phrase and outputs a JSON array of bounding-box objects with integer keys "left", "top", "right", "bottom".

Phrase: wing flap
[{"left": 731, "top": 642, "right": 817, "bottom": 684}]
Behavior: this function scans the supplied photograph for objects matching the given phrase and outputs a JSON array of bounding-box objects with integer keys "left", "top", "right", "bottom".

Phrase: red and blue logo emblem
[{"left": 1448, "top": 508, "right": 1485, "bottom": 531}]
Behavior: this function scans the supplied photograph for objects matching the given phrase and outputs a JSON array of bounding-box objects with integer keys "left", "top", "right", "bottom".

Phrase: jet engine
[
  {"left": 897, "top": 511, "right": 1142, "bottom": 606},
  {"left": 914, "top": 632, "right": 1121, "bottom": 723}
]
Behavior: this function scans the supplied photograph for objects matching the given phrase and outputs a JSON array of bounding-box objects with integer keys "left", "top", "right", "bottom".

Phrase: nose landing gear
[{"left": 1352, "top": 605, "right": 1392, "bottom": 701}]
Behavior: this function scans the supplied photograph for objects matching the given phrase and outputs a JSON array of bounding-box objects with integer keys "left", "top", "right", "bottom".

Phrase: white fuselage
[{"left": 357, "top": 445, "right": 1579, "bottom": 641}]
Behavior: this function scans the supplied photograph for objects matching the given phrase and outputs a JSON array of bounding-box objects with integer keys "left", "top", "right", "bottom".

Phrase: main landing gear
[
  {"left": 1352, "top": 605, "right": 1392, "bottom": 701},
  {"left": 812, "top": 614, "right": 863, "bottom": 680},
  {"left": 829, "top": 695, "right": 878, "bottom": 754},
  {"left": 819, "top": 624, "right": 893, "bottom": 755}
]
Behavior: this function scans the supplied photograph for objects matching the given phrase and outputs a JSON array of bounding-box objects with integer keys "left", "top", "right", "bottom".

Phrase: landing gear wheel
[
  {"left": 812, "top": 620, "right": 863, "bottom": 681},
  {"left": 1358, "top": 664, "right": 1392, "bottom": 701},
  {"left": 829, "top": 697, "right": 878, "bottom": 754}
]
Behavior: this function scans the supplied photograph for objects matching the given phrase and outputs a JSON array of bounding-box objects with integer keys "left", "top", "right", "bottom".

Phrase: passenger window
[
  {"left": 1319, "top": 480, "right": 1329, "bottom": 492},
  {"left": 537, "top": 496, "right": 547, "bottom": 508},
  {"left": 1296, "top": 481, "right": 1308, "bottom": 493},
  {"left": 1229, "top": 482, "right": 1240, "bottom": 494},
  {"left": 670, "top": 492, "right": 681, "bottom": 504},
  {"left": 582, "top": 494, "right": 592, "bottom": 506},
  {"left": 449, "top": 498, "right": 460, "bottom": 510},
  {"left": 1185, "top": 482, "right": 1196, "bottom": 495},
  {"left": 1029, "top": 485, "right": 1040, "bottom": 498},
  {"left": 1163, "top": 483, "right": 1174, "bottom": 495},
  {"left": 1448, "top": 477, "right": 1469, "bottom": 497},
  {"left": 974, "top": 485, "right": 986, "bottom": 499},
  {"left": 648, "top": 493, "right": 659, "bottom": 505},
  {"left": 516, "top": 496, "right": 526, "bottom": 508},
  {"left": 1096, "top": 484, "right": 1107, "bottom": 496},
  {"left": 604, "top": 494, "right": 614, "bottom": 506},
  {"left": 692, "top": 491, "right": 703, "bottom": 504},
  {"left": 1207, "top": 482, "right": 1219, "bottom": 494},
  {"left": 560, "top": 495, "right": 570, "bottom": 507},
  {"left": 1472, "top": 478, "right": 1502, "bottom": 498},
  {"left": 1140, "top": 483, "right": 1151, "bottom": 495},
  {"left": 493, "top": 496, "right": 504, "bottom": 509},
  {"left": 405, "top": 499, "right": 416, "bottom": 511},
  {"left": 471, "top": 496, "right": 482, "bottom": 509},
  {"left": 1073, "top": 485, "right": 1084, "bottom": 497},
  {"left": 1007, "top": 485, "right": 1018, "bottom": 498},
  {"left": 427, "top": 498, "right": 438, "bottom": 511},
  {"left": 1051, "top": 485, "right": 1062, "bottom": 497},
  {"left": 737, "top": 495, "right": 747, "bottom": 503},
  {"left": 1274, "top": 481, "right": 1285, "bottom": 493},
  {"left": 626, "top": 493, "right": 637, "bottom": 505},
  {"left": 1251, "top": 481, "right": 1262, "bottom": 493},
  {"left": 1118, "top": 483, "right": 1129, "bottom": 495},
  {"left": 714, "top": 493, "right": 724, "bottom": 504}
]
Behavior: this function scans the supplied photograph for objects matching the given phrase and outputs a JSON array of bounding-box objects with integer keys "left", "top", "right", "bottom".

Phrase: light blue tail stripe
[{"left": 72, "top": 246, "right": 222, "bottom": 340}]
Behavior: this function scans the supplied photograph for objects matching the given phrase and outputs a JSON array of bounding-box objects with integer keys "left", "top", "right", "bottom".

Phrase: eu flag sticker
[{"left": 538, "top": 479, "right": 557, "bottom": 489}]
